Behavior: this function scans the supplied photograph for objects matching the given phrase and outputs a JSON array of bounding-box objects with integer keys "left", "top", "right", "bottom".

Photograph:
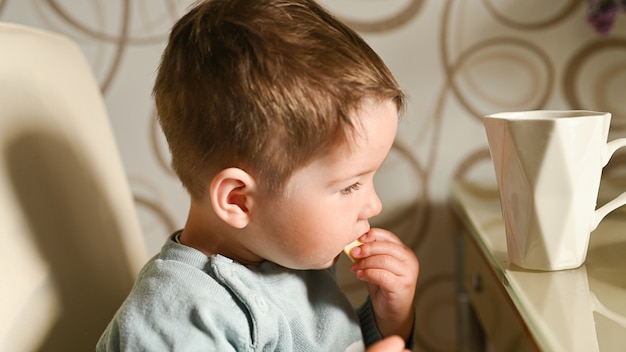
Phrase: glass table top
[{"left": 451, "top": 180, "right": 626, "bottom": 352}]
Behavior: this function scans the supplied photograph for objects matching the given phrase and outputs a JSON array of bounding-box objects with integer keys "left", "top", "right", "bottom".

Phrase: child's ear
[{"left": 209, "top": 168, "right": 256, "bottom": 229}]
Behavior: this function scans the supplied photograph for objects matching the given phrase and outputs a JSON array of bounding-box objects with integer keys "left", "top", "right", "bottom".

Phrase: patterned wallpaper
[{"left": 3, "top": 0, "right": 626, "bottom": 351}]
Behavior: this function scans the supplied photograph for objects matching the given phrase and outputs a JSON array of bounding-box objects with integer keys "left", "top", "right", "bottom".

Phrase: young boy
[{"left": 97, "top": 0, "right": 419, "bottom": 351}]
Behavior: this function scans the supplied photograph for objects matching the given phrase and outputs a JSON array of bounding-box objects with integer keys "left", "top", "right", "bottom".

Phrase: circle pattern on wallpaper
[
  {"left": 135, "top": 198, "right": 177, "bottom": 256},
  {"left": 131, "top": 180, "right": 178, "bottom": 256},
  {"left": 483, "top": 0, "right": 579, "bottom": 30},
  {"left": 563, "top": 39, "right": 626, "bottom": 131},
  {"left": 374, "top": 147, "right": 426, "bottom": 218},
  {"left": 453, "top": 148, "right": 496, "bottom": 184},
  {"left": 151, "top": 111, "right": 177, "bottom": 178},
  {"left": 449, "top": 38, "right": 553, "bottom": 119},
  {"left": 38, "top": 0, "right": 194, "bottom": 42},
  {"left": 414, "top": 274, "right": 456, "bottom": 351},
  {"left": 317, "top": 0, "right": 423, "bottom": 32},
  {"left": 33, "top": 0, "right": 194, "bottom": 92}
]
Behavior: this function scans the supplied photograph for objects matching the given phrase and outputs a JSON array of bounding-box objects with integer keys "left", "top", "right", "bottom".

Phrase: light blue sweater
[{"left": 97, "top": 235, "right": 383, "bottom": 351}]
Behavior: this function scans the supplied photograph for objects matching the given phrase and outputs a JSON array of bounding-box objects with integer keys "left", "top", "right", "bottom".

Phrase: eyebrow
[{"left": 327, "top": 167, "right": 378, "bottom": 187}]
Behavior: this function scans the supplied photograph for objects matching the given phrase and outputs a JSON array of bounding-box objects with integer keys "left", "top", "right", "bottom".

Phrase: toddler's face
[{"left": 251, "top": 99, "right": 398, "bottom": 269}]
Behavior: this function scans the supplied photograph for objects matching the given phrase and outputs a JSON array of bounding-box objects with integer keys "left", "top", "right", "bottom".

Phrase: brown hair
[{"left": 154, "top": 0, "right": 405, "bottom": 199}]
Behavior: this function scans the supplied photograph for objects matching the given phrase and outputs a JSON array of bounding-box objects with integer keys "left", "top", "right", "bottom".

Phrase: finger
[
  {"left": 352, "top": 239, "right": 414, "bottom": 264},
  {"left": 361, "top": 228, "right": 404, "bottom": 245},
  {"left": 356, "top": 267, "right": 399, "bottom": 289},
  {"left": 352, "top": 252, "right": 407, "bottom": 277}
]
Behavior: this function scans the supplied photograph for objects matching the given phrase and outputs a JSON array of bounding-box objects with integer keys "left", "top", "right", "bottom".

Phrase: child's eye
[{"left": 341, "top": 182, "right": 361, "bottom": 195}]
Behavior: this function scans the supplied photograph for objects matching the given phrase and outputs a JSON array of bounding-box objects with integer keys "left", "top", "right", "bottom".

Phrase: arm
[{"left": 349, "top": 228, "right": 419, "bottom": 343}]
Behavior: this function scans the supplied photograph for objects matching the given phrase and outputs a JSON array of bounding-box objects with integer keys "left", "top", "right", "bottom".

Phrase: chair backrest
[{"left": 0, "top": 22, "right": 148, "bottom": 351}]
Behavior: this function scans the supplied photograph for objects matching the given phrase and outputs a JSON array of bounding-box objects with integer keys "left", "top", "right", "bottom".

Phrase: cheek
[
  {"left": 280, "top": 203, "right": 345, "bottom": 251},
  {"left": 290, "top": 197, "right": 346, "bottom": 230},
  {"left": 293, "top": 202, "right": 357, "bottom": 249},
  {"left": 262, "top": 193, "right": 360, "bottom": 264}
]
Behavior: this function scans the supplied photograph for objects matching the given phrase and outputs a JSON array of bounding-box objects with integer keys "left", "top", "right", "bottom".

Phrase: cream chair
[{"left": 0, "top": 23, "right": 148, "bottom": 351}]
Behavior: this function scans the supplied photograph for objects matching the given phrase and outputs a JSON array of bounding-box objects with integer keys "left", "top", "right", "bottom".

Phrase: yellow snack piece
[{"left": 343, "top": 239, "right": 364, "bottom": 262}]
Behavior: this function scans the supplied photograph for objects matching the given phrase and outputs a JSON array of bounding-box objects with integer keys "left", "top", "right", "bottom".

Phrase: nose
[{"left": 361, "top": 184, "right": 382, "bottom": 219}]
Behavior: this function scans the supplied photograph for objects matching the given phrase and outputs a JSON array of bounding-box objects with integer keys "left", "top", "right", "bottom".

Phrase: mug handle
[{"left": 591, "top": 137, "right": 626, "bottom": 230}]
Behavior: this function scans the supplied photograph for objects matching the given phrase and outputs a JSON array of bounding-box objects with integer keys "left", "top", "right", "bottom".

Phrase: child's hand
[
  {"left": 349, "top": 228, "right": 419, "bottom": 341},
  {"left": 366, "top": 335, "right": 410, "bottom": 352}
]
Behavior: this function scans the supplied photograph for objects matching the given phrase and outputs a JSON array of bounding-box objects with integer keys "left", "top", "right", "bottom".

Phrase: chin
[
  {"left": 317, "top": 254, "right": 341, "bottom": 269},
  {"left": 279, "top": 254, "right": 340, "bottom": 271}
]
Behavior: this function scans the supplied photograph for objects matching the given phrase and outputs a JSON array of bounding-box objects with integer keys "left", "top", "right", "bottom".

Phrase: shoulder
[
  {"left": 97, "top": 243, "right": 254, "bottom": 351},
  {"left": 127, "top": 242, "right": 253, "bottom": 322}
]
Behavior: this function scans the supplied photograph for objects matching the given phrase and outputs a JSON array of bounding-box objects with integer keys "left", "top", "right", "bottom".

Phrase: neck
[{"left": 179, "top": 200, "right": 263, "bottom": 266}]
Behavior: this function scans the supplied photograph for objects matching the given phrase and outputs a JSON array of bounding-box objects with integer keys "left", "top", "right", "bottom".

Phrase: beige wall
[{"left": 3, "top": 1, "right": 626, "bottom": 350}]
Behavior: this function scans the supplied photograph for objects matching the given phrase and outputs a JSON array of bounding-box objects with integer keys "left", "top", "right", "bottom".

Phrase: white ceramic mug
[{"left": 483, "top": 110, "right": 626, "bottom": 271}]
